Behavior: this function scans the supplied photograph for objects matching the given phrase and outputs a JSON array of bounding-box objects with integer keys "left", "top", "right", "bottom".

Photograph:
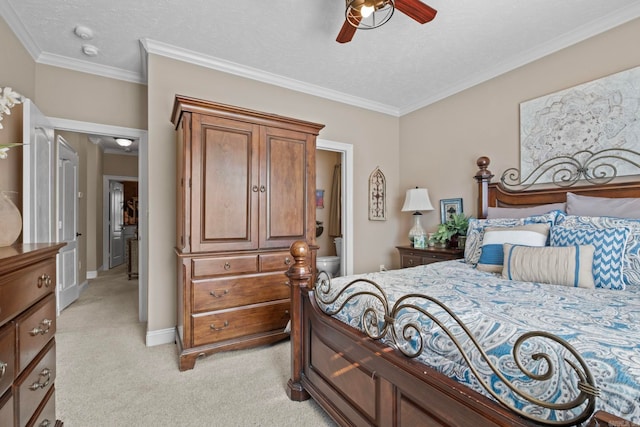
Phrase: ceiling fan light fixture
[
  {"left": 115, "top": 138, "right": 133, "bottom": 147},
  {"left": 346, "top": 0, "right": 394, "bottom": 29}
]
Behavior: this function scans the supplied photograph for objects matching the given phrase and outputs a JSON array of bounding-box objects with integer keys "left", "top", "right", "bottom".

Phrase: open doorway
[
  {"left": 49, "top": 117, "right": 148, "bottom": 323},
  {"left": 317, "top": 139, "right": 353, "bottom": 277}
]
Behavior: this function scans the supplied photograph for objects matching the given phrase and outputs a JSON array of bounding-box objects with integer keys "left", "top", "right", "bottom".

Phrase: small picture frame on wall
[
  {"left": 316, "top": 189, "right": 324, "bottom": 208},
  {"left": 440, "top": 198, "right": 463, "bottom": 223}
]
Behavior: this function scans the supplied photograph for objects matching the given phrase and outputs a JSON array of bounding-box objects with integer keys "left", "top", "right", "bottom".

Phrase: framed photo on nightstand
[{"left": 440, "top": 198, "right": 463, "bottom": 223}]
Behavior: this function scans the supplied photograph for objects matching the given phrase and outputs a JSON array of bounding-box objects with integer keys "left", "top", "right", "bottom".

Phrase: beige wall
[
  {"left": 399, "top": 18, "right": 640, "bottom": 240},
  {"left": 103, "top": 153, "right": 138, "bottom": 177},
  {"left": 147, "top": 54, "right": 401, "bottom": 331}
]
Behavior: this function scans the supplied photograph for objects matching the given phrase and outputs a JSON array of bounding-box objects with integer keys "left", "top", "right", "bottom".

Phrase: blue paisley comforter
[{"left": 318, "top": 260, "right": 640, "bottom": 423}]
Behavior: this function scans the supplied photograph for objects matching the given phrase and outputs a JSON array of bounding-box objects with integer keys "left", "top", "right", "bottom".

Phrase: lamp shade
[{"left": 401, "top": 187, "right": 434, "bottom": 213}]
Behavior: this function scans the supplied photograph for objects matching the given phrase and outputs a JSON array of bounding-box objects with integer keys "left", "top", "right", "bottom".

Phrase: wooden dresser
[
  {"left": 0, "top": 243, "right": 64, "bottom": 427},
  {"left": 171, "top": 95, "right": 324, "bottom": 370}
]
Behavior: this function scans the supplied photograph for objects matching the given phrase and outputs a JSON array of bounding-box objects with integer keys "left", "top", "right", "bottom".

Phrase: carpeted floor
[{"left": 56, "top": 265, "right": 336, "bottom": 426}]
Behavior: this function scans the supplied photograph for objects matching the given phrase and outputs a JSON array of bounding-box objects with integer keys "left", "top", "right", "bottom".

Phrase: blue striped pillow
[
  {"left": 550, "top": 226, "right": 629, "bottom": 290},
  {"left": 476, "top": 223, "right": 550, "bottom": 273}
]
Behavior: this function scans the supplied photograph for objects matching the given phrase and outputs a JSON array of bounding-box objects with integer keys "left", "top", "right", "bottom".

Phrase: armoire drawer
[
  {"left": 192, "top": 272, "right": 289, "bottom": 312},
  {"left": 16, "top": 340, "right": 55, "bottom": 427},
  {"left": 259, "top": 252, "right": 293, "bottom": 272},
  {"left": 16, "top": 294, "right": 56, "bottom": 373},
  {"left": 0, "top": 259, "right": 55, "bottom": 326},
  {"left": 191, "top": 255, "right": 258, "bottom": 277},
  {"left": 192, "top": 300, "right": 290, "bottom": 346},
  {"left": 0, "top": 323, "right": 15, "bottom": 397}
]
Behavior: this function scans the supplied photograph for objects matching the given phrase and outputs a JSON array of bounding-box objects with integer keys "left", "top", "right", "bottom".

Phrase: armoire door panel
[
  {"left": 260, "top": 127, "right": 308, "bottom": 249},
  {"left": 191, "top": 115, "right": 260, "bottom": 252}
]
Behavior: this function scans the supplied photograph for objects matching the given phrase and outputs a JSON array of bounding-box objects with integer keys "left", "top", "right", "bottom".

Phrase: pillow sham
[
  {"left": 556, "top": 213, "right": 640, "bottom": 287},
  {"left": 567, "top": 192, "right": 640, "bottom": 219},
  {"left": 502, "top": 243, "right": 596, "bottom": 289},
  {"left": 486, "top": 203, "right": 566, "bottom": 219},
  {"left": 550, "top": 226, "right": 629, "bottom": 290},
  {"left": 465, "top": 211, "right": 560, "bottom": 265},
  {"left": 476, "top": 224, "right": 550, "bottom": 272}
]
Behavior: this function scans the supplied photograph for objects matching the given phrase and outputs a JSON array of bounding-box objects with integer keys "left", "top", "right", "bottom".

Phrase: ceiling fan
[{"left": 336, "top": 0, "right": 437, "bottom": 43}]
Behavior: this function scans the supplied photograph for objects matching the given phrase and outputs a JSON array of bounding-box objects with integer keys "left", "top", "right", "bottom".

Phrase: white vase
[{"left": 0, "top": 191, "right": 22, "bottom": 246}]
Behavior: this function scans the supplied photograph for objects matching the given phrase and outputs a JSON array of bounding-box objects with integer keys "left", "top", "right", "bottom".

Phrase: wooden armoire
[{"left": 171, "top": 95, "right": 324, "bottom": 370}]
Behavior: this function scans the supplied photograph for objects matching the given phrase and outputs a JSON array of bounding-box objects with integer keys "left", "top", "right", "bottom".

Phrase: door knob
[{"left": 76, "top": 232, "right": 82, "bottom": 237}]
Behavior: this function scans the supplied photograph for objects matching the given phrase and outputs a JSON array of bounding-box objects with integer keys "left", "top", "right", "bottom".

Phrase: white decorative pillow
[
  {"left": 476, "top": 223, "right": 550, "bottom": 273},
  {"left": 487, "top": 203, "right": 566, "bottom": 219},
  {"left": 502, "top": 243, "right": 596, "bottom": 289},
  {"left": 566, "top": 192, "right": 640, "bottom": 219},
  {"left": 465, "top": 211, "right": 560, "bottom": 265}
]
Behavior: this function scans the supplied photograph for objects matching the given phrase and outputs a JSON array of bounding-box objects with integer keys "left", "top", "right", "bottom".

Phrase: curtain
[{"left": 328, "top": 163, "right": 342, "bottom": 237}]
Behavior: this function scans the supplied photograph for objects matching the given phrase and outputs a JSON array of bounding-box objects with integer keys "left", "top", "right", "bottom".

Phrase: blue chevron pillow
[{"left": 550, "top": 226, "right": 629, "bottom": 290}]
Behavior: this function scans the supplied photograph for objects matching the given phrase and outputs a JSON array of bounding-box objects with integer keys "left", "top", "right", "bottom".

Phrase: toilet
[{"left": 316, "top": 237, "right": 342, "bottom": 278}]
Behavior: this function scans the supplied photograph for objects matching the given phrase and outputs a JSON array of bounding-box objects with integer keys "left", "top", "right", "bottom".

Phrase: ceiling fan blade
[
  {"left": 336, "top": 19, "right": 358, "bottom": 43},
  {"left": 394, "top": 0, "right": 437, "bottom": 24}
]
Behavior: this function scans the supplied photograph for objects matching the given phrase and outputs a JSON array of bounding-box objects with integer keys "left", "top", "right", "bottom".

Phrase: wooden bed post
[
  {"left": 286, "top": 240, "right": 312, "bottom": 401},
  {"left": 474, "top": 156, "right": 494, "bottom": 219}
]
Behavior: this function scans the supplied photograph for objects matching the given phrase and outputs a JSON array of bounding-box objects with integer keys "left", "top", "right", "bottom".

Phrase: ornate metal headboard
[{"left": 474, "top": 148, "right": 640, "bottom": 218}]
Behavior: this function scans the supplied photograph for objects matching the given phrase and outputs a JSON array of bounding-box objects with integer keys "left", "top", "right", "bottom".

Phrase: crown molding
[
  {"left": 400, "top": 3, "right": 640, "bottom": 115},
  {"left": 37, "top": 52, "right": 146, "bottom": 84},
  {"left": 140, "top": 38, "right": 400, "bottom": 117},
  {"left": 0, "top": 0, "right": 41, "bottom": 61}
]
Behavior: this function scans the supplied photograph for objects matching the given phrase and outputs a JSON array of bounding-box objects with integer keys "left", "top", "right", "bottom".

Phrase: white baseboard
[
  {"left": 146, "top": 327, "right": 175, "bottom": 347},
  {"left": 87, "top": 270, "right": 98, "bottom": 279}
]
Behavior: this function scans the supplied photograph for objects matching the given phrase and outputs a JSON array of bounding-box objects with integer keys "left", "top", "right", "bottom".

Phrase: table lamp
[{"left": 401, "top": 187, "right": 434, "bottom": 246}]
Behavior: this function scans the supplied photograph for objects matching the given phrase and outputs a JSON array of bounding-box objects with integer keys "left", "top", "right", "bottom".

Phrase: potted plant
[
  {"left": 445, "top": 213, "right": 469, "bottom": 248},
  {"left": 429, "top": 213, "right": 469, "bottom": 248},
  {"left": 429, "top": 223, "right": 455, "bottom": 248}
]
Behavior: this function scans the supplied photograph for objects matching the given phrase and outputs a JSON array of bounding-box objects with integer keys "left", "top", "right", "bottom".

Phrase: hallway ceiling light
[{"left": 115, "top": 138, "right": 133, "bottom": 147}]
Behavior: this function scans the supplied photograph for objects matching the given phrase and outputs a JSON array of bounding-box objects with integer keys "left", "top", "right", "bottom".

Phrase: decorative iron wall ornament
[
  {"left": 313, "top": 272, "right": 599, "bottom": 426},
  {"left": 520, "top": 65, "right": 640, "bottom": 184},
  {"left": 368, "top": 167, "right": 386, "bottom": 220},
  {"left": 501, "top": 148, "right": 640, "bottom": 189}
]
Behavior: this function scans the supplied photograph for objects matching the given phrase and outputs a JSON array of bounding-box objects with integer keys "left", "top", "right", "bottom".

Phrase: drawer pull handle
[
  {"left": 210, "top": 321, "right": 229, "bottom": 331},
  {"left": 39, "top": 420, "right": 51, "bottom": 427},
  {"left": 252, "top": 185, "right": 259, "bottom": 192},
  {"left": 0, "top": 361, "right": 7, "bottom": 378},
  {"left": 408, "top": 260, "right": 414, "bottom": 265},
  {"left": 260, "top": 185, "right": 266, "bottom": 193},
  {"left": 284, "top": 257, "right": 291, "bottom": 265},
  {"left": 30, "top": 318, "right": 53, "bottom": 336},
  {"left": 29, "top": 368, "right": 51, "bottom": 390},
  {"left": 223, "top": 262, "right": 231, "bottom": 270},
  {"left": 209, "top": 289, "right": 229, "bottom": 298},
  {"left": 37, "top": 274, "right": 51, "bottom": 288}
]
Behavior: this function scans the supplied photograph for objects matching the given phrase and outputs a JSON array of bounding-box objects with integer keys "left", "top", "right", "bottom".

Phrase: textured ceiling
[{"left": 2, "top": 0, "right": 640, "bottom": 116}]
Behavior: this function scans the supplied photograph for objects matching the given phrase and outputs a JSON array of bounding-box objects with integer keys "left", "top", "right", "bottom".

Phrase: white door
[
  {"left": 57, "top": 138, "right": 79, "bottom": 312},
  {"left": 22, "top": 99, "right": 55, "bottom": 243},
  {"left": 109, "top": 181, "right": 125, "bottom": 268}
]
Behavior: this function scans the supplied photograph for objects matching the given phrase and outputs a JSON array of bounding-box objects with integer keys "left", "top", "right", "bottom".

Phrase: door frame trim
[
  {"left": 317, "top": 139, "right": 353, "bottom": 277},
  {"left": 48, "top": 117, "right": 148, "bottom": 323}
]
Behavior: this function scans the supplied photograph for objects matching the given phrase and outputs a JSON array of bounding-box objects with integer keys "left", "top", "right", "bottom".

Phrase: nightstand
[{"left": 396, "top": 245, "right": 464, "bottom": 268}]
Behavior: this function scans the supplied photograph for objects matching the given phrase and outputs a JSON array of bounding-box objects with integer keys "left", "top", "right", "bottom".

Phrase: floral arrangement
[{"left": 0, "top": 86, "right": 25, "bottom": 159}]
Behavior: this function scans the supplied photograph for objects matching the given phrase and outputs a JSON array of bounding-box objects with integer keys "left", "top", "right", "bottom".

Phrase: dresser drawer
[
  {"left": 27, "top": 386, "right": 55, "bottom": 427},
  {"left": 17, "top": 294, "right": 56, "bottom": 374},
  {"left": 401, "top": 255, "right": 422, "bottom": 268},
  {"left": 191, "top": 255, "right": 258, "bottom": 277},
  {"left": 192, "top": 272, "right": 289, "bottom": 312},
  {"left": 0, "top": 259, "right": 55, "bottom": 326},
  {"left": 16, "top": 340, "right": 55, "bottom": 427},
  {"left": 192, "top": 300, "right": 290, "bottom": 346},
  {"left": 259, "top": 252, "right": 293, "bottom": 272},
  {"left": 0, "top": 323, "right": 15, "bottom": 397},
  {"left": 0, "top": 391, "right": 13, "bottom": 427}
]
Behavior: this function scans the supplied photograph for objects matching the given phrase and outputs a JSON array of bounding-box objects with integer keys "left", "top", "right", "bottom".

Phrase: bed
[{"left": 285, "top": 150, "right": 640, "bottom": 427}]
